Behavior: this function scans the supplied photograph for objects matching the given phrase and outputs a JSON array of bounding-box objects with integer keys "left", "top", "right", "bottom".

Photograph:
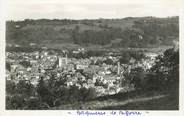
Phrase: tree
[
  {"left": 19, "top": 60, "right": 31, "bottom": 68},
  {"left": 72, "top": 25, "right": 80, "bottom": 44},
  {"left": 129, "top": 67, "right": 144, "bottom": 89},
  {"left": 37, "top": 77, "right": 53, "bottom": 106},
  {"left": 6, "top": 80, "right": 16, "bottom": 94},
  {"left": 6, "top": 94, "right": 25, "bottom": 109},
  {"left": 120, "top": 52, "right": 131, "bottom": 64},
  {"left": 104, "top": 58, "right": 114, "bottom": 65},
  {"left": 79, "top": 87, "right": 89, "bottom": 100},
  {"left": 86, "top": 87, "right": 96, "bottom": 100},
  {"left": 16, "top": 80, "right": 35, "bottom": 96},
  {"left": 6, "top": 62, "right": 11, "bottom": 71},
  {"left": 151, "top": 48, "right": 179, "bottom": 89},
  {"left": 68, "top": 85, "right": 80, "bottom": 103},
  {"left": 129, "top": 51, "right": 145, "bottom": 61}
]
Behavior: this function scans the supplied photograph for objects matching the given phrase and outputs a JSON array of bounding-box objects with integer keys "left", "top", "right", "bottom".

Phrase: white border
[{"left": 0, "top": 0, "right": 184, "bottom": 116}]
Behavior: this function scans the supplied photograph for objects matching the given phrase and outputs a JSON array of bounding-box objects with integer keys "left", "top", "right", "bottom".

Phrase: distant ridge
[{"left": 6, "top": 16, "right": 179, "bottom": 49}]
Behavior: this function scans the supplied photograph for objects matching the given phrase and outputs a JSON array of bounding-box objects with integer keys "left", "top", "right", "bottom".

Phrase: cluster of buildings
[{"left": 6, "top": 49, "right": 158, "bottom": 96}]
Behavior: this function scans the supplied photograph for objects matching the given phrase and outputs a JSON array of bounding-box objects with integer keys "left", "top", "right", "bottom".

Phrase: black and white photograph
[{"left": 1, "top": 0, "right": 182, "bottom": 112}]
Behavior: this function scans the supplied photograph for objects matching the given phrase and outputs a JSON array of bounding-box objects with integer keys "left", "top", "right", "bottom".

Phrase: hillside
[
  {"left": 51, "top": 89, "right": 178, "bottom": 110},
  {"left": 6, "top": 16, "right": 179, "bottom": 49}
]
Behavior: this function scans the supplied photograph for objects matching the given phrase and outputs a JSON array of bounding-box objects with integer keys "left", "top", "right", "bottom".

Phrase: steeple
[{"left": 117, "top": 62, "right": 120, "bottom": 75}]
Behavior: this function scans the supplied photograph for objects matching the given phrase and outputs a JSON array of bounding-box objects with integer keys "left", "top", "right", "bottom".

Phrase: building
[
  {"left": 117, "top": 62, "right": 120, "bottom": 75},
  {"left": 59, "top": 57, "right": 68, "bottom": 67},
  {"left": 76, "top": 64, "right": 88, "bottom": 70}
]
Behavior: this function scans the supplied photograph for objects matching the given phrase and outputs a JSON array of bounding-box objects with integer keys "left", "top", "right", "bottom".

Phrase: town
[{"left": 6, "top": 47, "right": 158, "bottom": 97}]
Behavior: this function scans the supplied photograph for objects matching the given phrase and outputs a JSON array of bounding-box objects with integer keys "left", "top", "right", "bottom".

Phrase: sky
[{"left": 5, "top": 0, "right": 181, "bottom": 20}]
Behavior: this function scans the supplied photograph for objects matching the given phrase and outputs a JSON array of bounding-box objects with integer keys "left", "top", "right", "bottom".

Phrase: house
[
  {"left": 76, "top": 64, "right": 88, "bottom": 70},
  {"left": 87, "top": 79, "right": 94, "bottom": 87},
  {"left": 59, "top": 57, "right": 68, "bottom": 67},
  {"left": 103, "top": 75, "right": 116, "bottom": 88},
  {"left": 10, "top": 64, "right": 18, "bottom": 72},
  {"left": 82, "top": 83, "right": 89, "bottom": 89},
  {"left": 66, "top": 78, "right": 77, "bottom": 87},
  {"left": 108, "top": 87, "right": 116, "bottom": 95},
  {"left": 145, "top": 52, "right": 158, "bottom": 60},
  {"left": 95, "top": 86, "right": 106, "bottom": 96}
]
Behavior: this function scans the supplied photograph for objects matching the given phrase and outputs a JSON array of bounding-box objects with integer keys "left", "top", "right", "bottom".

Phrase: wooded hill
[{"left": 6, "top": 16, "right": 179, "bottom": 49}]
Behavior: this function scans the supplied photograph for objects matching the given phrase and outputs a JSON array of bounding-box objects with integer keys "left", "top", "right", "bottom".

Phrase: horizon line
[{"left": 6, "top": 16, "right": 179, "bottom": 22}]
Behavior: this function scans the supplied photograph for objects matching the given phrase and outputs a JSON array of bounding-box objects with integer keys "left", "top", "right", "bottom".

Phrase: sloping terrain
[
  {"left": 51, "top": 90, "right": 178, "bottom": 110},
  {"left": 6, "top": 16, "right": 179, "bottom": 49}
]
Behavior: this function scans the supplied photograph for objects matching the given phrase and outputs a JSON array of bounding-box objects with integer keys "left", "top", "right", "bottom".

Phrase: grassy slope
[
  {"left": 51, "top": 90, "right": 179, "bottom": 110},
  {"left": 100, "top": 94, "right": 178, "bottom": 110}
]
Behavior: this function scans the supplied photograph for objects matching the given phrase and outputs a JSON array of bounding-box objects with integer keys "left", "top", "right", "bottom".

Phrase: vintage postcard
[{"left": 0, "top": 0, "right": 183, "bottom": 116}]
